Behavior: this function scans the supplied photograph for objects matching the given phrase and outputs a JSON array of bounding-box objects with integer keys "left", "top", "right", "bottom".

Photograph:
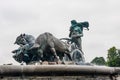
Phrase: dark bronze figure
[{"left": 69, "top": 20, "right": 89, "bottom": 50}]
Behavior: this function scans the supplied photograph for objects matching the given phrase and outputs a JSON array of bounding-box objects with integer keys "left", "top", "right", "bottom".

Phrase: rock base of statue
[{"left": 0, "top": 65, "right": 120, "bottom": 80}]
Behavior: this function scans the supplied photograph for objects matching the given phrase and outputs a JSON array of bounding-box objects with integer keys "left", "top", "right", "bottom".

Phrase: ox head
[{"left": 14, "top": 34, "right": 27, "bottom": 46}]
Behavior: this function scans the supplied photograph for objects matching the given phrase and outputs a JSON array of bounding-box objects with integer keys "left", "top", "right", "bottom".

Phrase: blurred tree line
[{"left": 91, "top": 46, "right": 120, "bottom": 67}]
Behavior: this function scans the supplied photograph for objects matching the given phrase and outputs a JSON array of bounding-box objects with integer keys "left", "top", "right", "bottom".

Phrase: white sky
[{"left": 0, "top": 0, "right": 120, "bottom": 65}]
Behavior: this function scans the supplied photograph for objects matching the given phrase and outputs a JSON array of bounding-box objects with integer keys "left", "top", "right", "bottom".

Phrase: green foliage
[
  {"left": 91, "top": 57, "right": 106, "bottom": 65},
  {"left": 107, "top": 46, "right": 120, "bottom": 67}
]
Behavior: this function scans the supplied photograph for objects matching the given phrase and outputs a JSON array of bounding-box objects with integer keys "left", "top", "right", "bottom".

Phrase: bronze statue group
[{"left": 12, "top": 20, "right": 89, "bottom": 65}]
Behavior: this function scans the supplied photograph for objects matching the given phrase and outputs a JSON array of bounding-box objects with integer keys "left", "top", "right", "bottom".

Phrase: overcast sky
[{"left": 0, "top": 0, "right": 120, "bottom": 65}]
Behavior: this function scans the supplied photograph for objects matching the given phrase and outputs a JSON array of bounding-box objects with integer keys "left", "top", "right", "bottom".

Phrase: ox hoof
[{"left": 55, "top": 56, "right": 60, "bottom": 64}]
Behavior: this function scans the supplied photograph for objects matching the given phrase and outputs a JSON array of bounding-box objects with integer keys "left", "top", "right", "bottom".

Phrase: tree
[
  {"left": 107, "top": 46, "right": 120, "bottom": 67},
  {"left": 91, "top": 57, "right": 106, "bottom": 65}
]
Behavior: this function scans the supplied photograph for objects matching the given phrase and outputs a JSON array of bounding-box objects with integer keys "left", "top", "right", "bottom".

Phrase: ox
[{"left": 31, "top": 32, "right": 72, "bottom": 63}]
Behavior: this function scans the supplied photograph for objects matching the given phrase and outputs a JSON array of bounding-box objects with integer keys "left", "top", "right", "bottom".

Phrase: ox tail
[
  {"left": 60, "top": 38, "right": 72, "bottom": 44},
  {"left": 59, "top": 38, "right": 71, "bottom": 41}
]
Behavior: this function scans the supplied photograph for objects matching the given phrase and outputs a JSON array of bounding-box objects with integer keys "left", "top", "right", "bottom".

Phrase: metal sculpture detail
[{"left": 12, "top": 20, "right": 89, "bottom": 65}]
